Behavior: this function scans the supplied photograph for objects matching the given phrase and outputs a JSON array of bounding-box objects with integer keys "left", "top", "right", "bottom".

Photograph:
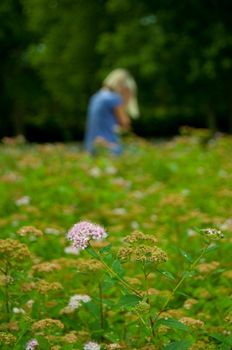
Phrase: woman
[{"left": 84, "top": 68, "right": 139, "bottom": 155}]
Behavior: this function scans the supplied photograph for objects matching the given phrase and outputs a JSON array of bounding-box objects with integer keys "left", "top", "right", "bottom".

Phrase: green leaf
[
  {"left": 102, "top": 275, "right": 116, "bottom": 290},
  {"left": 155, "top": 318, "right": 190, "bottom": 332},
  {"left": 111, "top": 259, "right": 124, "bottom": 277},
  {"left": 100, "top": 243, "right": 112, "bottom": 254},
  {"left": 119, "top": 294, "right": 142, "bottom": 308},
  {"left": 85, "top": 300, "right": 99, "bottom": 319},
  {"left": 179, "top": 249, "right": 193, "bottom": 263},
  {"left": 103, "top": 253, "right": 113, "bottom": 265},
  {"left": 86, "top": 246, "right": 99, "bottom": 258},
  {"left": 156, "top": 268, "right": 176, "bottom": 281},
  {"left": 163, "top": 340, "right": 192, "bottom": 349},
  {"left": 209, "top": 333, "right": 232, "bottom": 346},
  {"left": 205, "top": 245, "right": 219, "bottom": 254}
]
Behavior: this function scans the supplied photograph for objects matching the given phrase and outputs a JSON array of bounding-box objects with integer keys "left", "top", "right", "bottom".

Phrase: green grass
[{"left": 0, "top": 133, "right": 231, "bottom": 349}]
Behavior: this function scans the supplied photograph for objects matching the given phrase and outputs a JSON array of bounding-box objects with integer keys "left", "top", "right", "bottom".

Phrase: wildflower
[
  {"left": 197, "top": 261, "right": 220, "bottom": 274},
  {"left": 89, "top": 167, "right": 101, "bottom": 178},
  {"left": 118, "top": 230, "right": 167, "bottom": 264},
  {"left": 105, "top": 344, "right": 123, "bottom": 350},
  {"left": 32, "top": 318, "right": 64, "bottom": 332},
  {"left": 21, "top": 282, "right": 36, "bottom": 292},
  {"left": 60, "top": 294, "right": 91, "bottom": 314},
  {"left": 44, "top": 227, "right": 61, "bottom": 235},
  {"left": 134, "top": 246, "right": 167, "bottom": 263},
  {"left": 131, "top": 221, "right": 139, "bottom": 229},
  {"left": 140, "top": 345, "right": 157, "bottom": 350},
  {"left": 0, "top": 275, "right": 13, "bottom": 286},
  {"left": 0, "top": 332, "right": 16, "bottom": 345},
  {"left": 180, "top": 317, "right": 204, "bottom": 329},
  {"left": 4, "top": 321, "right": 19, "bottom": 331},
  {"left": 118, "top": 245, "right": 167, "bottom": 264},
  {"left": 124, "top": 277, "right": 141, "bottom": 286},
  {"left": 112, "top": 208, "right": 127, "bottom": 215},
  {"left": 36, "top": 280, "right": 63, "bottom": 294},
  {"left": 187, "top": 229, "right": 197, "bottom": 237},
  {"left": 76, "top": 258, "right": 103, "bottom": 272},
  {"left": 134, "top": 301, "right": 150, "bottom": 314},
  {"left": 13, "top": 307, "right": 25, "bottom": 314},
  {"left": 183, "top": 298, "right": 198, "bottom": 310},
  {"left": 222, "top": 270, "right": 232, "bottom": 280},
  {"left": 1, "top": 172, "right": 22, "bottom": 183},
  {"left": 68, "top": 294, "right": 91, "bottom": 310},
  {"left": 26, "top": 338, "right": 38, "bottom": 350},
  {"left": 201, "top": 228, "right": 224, "bottom": 241},
  {"left": 67, "top": 221, "right": 107, "bottom": 250},
  {"left": 32, "top": 262, "right": 61, "bottom": 273},
  {"left": 61, "top": 331, "right": 78, "bottom": 344},
  {"left": 84, "top": 341, "right": 101, "bottom": 350},
  {"left": 0, "top": 239, "right": 31, "bottom": 264},
  {"left": 123, "top": 231, "right": 157, "bottom": 245},
  {"left": 189, "top": 340, "right": 212, "bottom": 350},
  {"left": 105, "top": 165, "right": 117, "bottom": 175},
  {"left": 225, "top": 313, "right": 232, "bottom": 324},
  {"left": 64, "top": 246, "right": 80, "bottom": 255},
  {"left": 17, "top": 226, "right": 43, "bottom": 237},
  {"left": 15, "top": 196, "right": 30, "bottom": 206},
  {"left": 25, "top": 299, "right": 34, "bottom": 309}
]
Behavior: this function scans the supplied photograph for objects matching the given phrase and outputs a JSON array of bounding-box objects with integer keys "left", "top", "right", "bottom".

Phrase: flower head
[
  {"left": 84, "top": 341, "right": 101, "bottom": 350},
  {"left": 201, "top": 228, "right": 224, "bottom": 241},
  {"left": 0, "top": 332, "right": 16, "bottom": 345},
  {"left": 26, "top": 338, "right": 38, "bottom": 350},
  {"left": 67, "top": 221, "right": 107, "bottom": 250},
  {"left": 68, "top": 294, "right": 91, "bottom": 310},
  {"left": 32, "top": 319, "right": 64, "bottom": 332}
]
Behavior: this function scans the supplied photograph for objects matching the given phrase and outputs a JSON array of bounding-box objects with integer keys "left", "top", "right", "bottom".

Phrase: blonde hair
[{"left": 103, "top": 68, "right": 139, "bottom": 119}]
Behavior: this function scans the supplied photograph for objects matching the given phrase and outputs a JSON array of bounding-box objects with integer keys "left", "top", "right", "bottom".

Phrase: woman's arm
[{"left": 114, "top": 104, "right": 131, "bottom": 130}]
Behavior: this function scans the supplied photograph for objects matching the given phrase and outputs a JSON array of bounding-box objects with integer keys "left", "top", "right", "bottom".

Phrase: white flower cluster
[
  {"left": 68, "top": 294, "right": 91, "bottom": 310},
  {"left": 84, "top": 341, "right": 100, "bottom": 350}
]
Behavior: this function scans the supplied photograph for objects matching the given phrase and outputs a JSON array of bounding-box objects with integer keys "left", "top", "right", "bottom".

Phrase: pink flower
[
  {"left": 26, "top": 339, "right": 38, "bottom": 350},
  {"left": 67, "top": 221, "right": 107, "bottom": 250}
]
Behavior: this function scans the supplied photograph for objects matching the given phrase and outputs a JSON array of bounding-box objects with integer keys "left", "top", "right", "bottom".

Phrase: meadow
[{"left": 0, "top": 131, "right": 231, "bottom": 349}]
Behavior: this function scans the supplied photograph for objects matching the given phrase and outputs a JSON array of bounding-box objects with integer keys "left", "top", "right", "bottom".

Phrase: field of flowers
[{"left": 0, "top": 131, "right": 231, "bottom": 350}]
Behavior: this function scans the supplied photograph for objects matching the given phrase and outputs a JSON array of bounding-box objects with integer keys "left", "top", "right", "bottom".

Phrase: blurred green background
[{"left": 0, "top": 0, "right": 231, "bottom": 141}]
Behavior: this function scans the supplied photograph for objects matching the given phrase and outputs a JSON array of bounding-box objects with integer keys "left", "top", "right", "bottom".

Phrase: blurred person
[{"left": 84, "top": 68, "right": 139, "bottom": 156}]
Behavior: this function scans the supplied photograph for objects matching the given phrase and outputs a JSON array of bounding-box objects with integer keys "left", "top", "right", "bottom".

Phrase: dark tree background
[{"left": 0, "top": 0, "right": 231, "bottom": 141}]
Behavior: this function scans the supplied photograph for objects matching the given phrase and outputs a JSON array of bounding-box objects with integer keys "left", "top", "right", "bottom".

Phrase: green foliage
[
  {"left": 1, "top": 1, "right": 232, "bottom": 139},
  {"left": 0, "top": 135, "right": 231, "bottom": 348}
]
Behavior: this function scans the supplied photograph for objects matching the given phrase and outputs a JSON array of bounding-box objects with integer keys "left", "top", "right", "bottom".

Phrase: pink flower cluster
[
  {"left": 26, "top": 339, "right": 38, "bottom": 350},
  {"left": 67, "top": 221, "right": 107, "bottom": 250}
]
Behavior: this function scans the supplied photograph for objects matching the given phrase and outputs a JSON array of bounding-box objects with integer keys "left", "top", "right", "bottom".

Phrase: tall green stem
[
  {"left": 89, "top": 245, "right": 142, "bottom": 297},
  {"left": 154, "top": 244, "right": 209, "bottom": 323},
  {"left": 143, "top": 265, "right": 155, "bottom": 339},
  {"left": 4, "top": 261, "right": 10, "bottom": 322},
  {"left": 98, "top": 281, "right": 104, "bottom": 335}
]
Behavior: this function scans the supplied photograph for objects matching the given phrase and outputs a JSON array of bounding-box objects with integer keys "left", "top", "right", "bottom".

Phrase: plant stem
[
  {"left": 143, "top": 265, "right": 155, "bottom": 339},
  {"left": 154, "top": 244, "right": 209, "bottom": 324},
  {"left": 98, "top": 281, "right": 104, "bottom": 334},
  {"left": 4, "top": 262, "right": 10, "bottom": 322},
  {"left": 89, "top": 245, "right": 142, "bottom": 297}
]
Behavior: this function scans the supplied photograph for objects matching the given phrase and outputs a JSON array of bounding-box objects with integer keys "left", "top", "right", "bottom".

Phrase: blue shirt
[{"left": 84, "top": 89, "right": 123, "bottom": 154}]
